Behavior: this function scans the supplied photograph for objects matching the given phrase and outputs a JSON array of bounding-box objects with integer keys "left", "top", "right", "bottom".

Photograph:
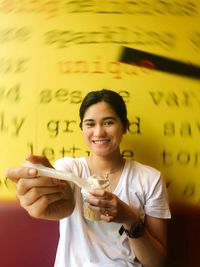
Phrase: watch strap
[{"left": 119, "top": 221, "right": 144, "bottom": 239}]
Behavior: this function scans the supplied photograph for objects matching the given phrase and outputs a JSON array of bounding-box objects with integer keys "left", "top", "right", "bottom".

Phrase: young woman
[{"left": 7, "top": 89, "right": 171, "bottom": 267}]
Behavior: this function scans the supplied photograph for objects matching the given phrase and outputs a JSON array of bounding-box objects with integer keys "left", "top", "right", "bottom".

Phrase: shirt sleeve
[
  {"left": 53, "top": 157, "right": 76, "bottom": 189},
  {"left": 54, "top": 157, "right": 74, "bottom": 172},
  {"left": 144, "top": 175, "right": 171, "bottom": 219}
]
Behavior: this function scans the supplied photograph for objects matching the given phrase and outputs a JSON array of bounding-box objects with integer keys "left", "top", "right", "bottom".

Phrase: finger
[
  {"left": 87, "top": 196, "right": 111, "bottom": 208},
  {"left": 89, "top": 189, "right": 113, "bottom": 199},
  {"left": 25, "top": 192, "right": 66, "bottom": 219},
  {"left": 88, "top": 204, "right": 114, "bottom": 222},
  {"left": 51, "top": 178, "right": 69, "bottom": 187},
  {"left": 100, "top": 214, "right": 114, "bottom": 222},
  {"left": 18, "top": 186, "right": 65, "bottom": 207},
  {"left": 26, "top": 154, "right": 53, "bottom": 168},
  {"left": 16, "top": 177, "right": 59, "bottom": 195},
  {"left": 99, "top": 207, "right": 112, "bottom": 215},
  {"left": 99, "top": 207, "right": 114, "bottom": 222},
  {"left": 6, "top": 167, "right": 38, "bottom": 183}
]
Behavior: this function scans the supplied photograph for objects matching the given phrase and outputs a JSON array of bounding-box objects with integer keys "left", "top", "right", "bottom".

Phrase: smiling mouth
[{"left": 92, "top": 139, "right": 110, "bottom": 144}]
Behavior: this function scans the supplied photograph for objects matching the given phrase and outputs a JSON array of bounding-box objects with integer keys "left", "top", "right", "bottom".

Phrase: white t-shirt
[{"left": 54, "top": 157, "right": 171, "bottom": 267}]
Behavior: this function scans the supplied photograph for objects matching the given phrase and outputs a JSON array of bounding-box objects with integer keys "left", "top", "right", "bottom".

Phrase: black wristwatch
[{"left": 119, "top": 221, "right": 144, "bottom": 238}]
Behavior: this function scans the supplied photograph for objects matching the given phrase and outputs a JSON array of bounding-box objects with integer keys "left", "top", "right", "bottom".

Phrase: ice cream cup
[
  {"left": 81, "top": 188, "right": 101, "bottom": 221},
  {"left": 81, "top": 174, "right": 110, "bottom": 221}
]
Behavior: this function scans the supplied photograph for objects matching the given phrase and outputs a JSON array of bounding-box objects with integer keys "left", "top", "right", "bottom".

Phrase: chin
[
  {"left": 93, "top": 149, "right": 116, "bottom": 157},
  {"left": 93, "top": 151, "right": 107, "bottom": 156}
]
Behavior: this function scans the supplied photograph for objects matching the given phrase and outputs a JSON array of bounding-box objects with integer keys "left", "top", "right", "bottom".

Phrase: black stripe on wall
[{"left": 119, "top": 47, "right": 200, "bottom": 80}]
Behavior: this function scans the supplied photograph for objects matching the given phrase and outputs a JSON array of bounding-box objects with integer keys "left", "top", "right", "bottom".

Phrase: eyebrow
[{"left": 83, "top": 117, "right": 117, "bottom": 123}]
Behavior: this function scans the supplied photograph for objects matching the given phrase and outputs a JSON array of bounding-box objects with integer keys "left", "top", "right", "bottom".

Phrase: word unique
[{"left": 58, "top": 58, "right": 152, "bottom": 79}]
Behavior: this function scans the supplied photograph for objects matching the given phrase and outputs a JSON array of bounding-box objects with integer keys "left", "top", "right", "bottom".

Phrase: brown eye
[
  {"left": 104, "top": 120, "right": 114, "bottom": 125},
  {"left": 84, "top": 122, "right": 95, "bottom": 128}
]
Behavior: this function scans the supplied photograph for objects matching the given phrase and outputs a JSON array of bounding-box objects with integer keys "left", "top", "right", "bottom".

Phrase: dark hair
[{"left": 79, "top": 89, "right": 129, "bottom": 130}]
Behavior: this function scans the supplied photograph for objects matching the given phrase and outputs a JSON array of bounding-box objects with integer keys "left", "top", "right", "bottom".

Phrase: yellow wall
[{"left": 0, "top": 1, "right": 200, "bottom": 204}]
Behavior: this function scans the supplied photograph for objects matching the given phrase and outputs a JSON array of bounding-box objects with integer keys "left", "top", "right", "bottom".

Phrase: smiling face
[{"left": 82, "top": 101, "right": 125, "bottom": 157}]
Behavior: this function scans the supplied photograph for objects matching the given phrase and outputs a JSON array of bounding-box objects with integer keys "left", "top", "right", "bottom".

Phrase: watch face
[{"left": 128, "top": 222, "right": 144, "bottom": 238}]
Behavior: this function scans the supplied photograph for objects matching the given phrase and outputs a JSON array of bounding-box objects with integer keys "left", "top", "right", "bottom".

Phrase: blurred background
[{"left": 0, "top": 1, "right": 200, "bottom": 267}]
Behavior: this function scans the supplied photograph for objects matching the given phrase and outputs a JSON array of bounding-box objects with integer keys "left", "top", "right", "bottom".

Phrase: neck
[{"left": 88, "top": 153, "right": 125, "bottom": 177}]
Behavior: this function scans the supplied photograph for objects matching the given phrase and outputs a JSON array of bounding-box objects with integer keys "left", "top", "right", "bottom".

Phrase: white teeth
[{"left": 93, "top": 140, "right": 108, "bottom": 144}]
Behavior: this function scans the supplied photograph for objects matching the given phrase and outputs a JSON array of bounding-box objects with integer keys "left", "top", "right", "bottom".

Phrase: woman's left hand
[{"left": 87, "top": 189, "right": 139, "bottom": 225}]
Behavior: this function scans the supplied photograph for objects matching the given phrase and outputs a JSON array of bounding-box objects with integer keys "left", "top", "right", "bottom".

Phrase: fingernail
[{"left": 28, "top": 168, "right": 36, "bottom": 176}]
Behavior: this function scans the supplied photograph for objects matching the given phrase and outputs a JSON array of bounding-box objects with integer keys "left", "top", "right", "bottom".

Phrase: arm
[
  {"left": 124, "top": 215, "right": 167, "bottom": 267},
  {"left": 88, "top": 190, "right": 168, "bottom": 267},
  {"left": 6, "top": 155, "right": 75, "bottom": 220}
]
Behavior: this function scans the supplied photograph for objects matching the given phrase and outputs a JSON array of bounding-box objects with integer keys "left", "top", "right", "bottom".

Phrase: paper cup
[{"left": 81, "top": 188, "right": 101, "bottom": 221}]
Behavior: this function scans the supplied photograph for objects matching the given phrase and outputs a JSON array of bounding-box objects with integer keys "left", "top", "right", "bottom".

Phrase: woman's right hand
[{"left": 6, "top": 155, "right": 75, "bottom": 220}]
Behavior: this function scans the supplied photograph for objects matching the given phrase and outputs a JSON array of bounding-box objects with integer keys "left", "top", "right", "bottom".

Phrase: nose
[{"left": 93, "top": 125, "right": 106, "bottom": 137}]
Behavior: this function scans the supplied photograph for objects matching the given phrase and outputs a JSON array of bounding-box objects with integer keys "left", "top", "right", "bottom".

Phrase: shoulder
[
  {"left": 125, "top": 160, "right": 163, "bottom": 195},
  {"left": 126, "top": 161, "right": 171, "bottom": 218},
  {"left": 126, "top": 160, "right": 160, "bottom": 180}
]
